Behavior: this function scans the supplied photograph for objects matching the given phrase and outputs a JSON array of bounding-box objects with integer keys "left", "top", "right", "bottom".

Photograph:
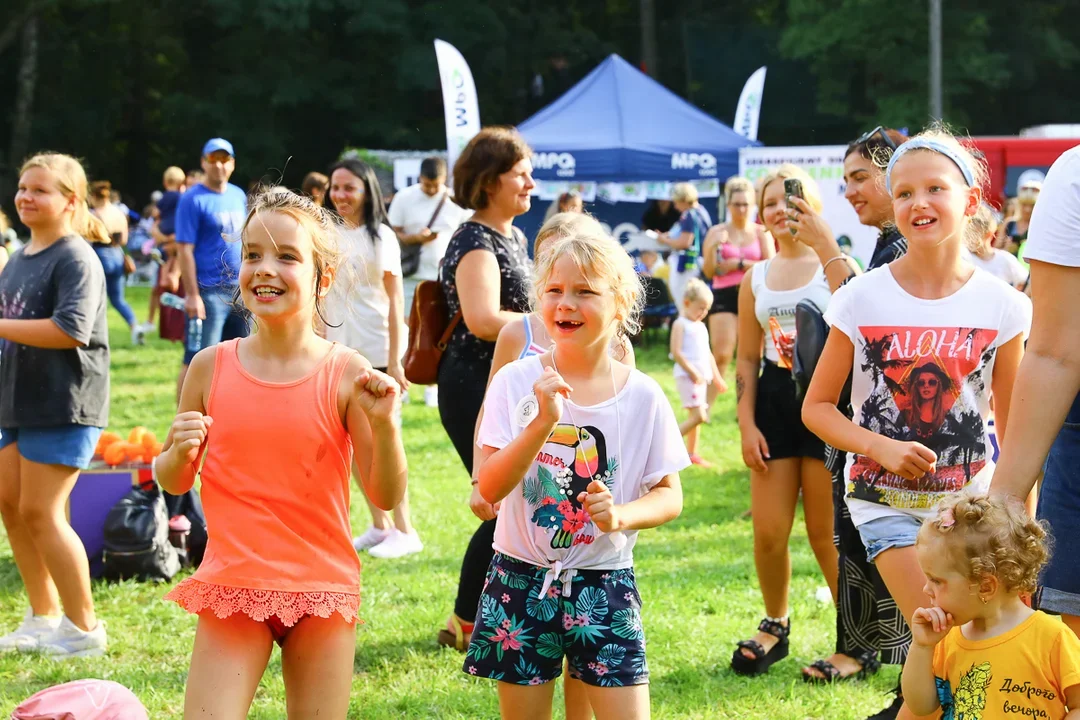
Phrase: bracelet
[{"left": 822, "top": 254, "right": 851, "bottom": 274}]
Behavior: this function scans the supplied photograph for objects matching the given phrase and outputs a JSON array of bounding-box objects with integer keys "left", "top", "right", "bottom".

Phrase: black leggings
[
  {"left": 438, "top": 353, "right": 498, "bottom": 621},
  {"left": 831, "top": 461, "right": 910, "bottom": 665}
]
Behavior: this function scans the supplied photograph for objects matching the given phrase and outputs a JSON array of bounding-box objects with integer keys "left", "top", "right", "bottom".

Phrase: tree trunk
[{"left": 4, "top": 11, "right": 39, "bottom": 215}]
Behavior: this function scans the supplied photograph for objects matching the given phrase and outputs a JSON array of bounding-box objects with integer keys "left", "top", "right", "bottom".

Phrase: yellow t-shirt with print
[{"left": 933, "top": 611, "right": 1080, "bottom": 719}]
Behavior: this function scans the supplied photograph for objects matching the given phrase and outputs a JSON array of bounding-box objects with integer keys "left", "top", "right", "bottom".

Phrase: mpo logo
[
  {"left": 533, "top": 152, "right": 576, "bottom": 178},
  {"left": 671, "top": 152, "right": 717, "bottom": 177}
]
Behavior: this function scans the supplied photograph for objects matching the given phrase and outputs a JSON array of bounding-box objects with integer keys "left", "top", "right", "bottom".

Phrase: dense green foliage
[{"left": 0, "top": 0, "right": 1076, "bottom": 212}]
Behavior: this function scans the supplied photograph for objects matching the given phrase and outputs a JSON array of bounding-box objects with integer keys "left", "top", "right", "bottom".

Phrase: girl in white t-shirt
[
  {"left": 671, "top": 278, "right": 726, "bottom": 466},
  {"left": 465, "top": 222, "right": 688, "bottom": 718},
  {"left": 964, "top": 203, "right": 1029, "bottom": 290},
  {"left": 803, "top": 128, "right": 1031, "bottom": 715},
  {"left": 731, "top": 165, "right": 842, "bottom": 678},
  {"left": 324, "top": 159, "right": 421, "bottom": 559}
]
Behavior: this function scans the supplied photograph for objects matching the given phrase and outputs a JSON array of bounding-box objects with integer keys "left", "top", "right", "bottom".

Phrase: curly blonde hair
[
  {"left": 531, "top": 214, "right": 644, "bottom": 340},
  {"left": 918, "top": 493, "right": 1049, "bottom": 594}
]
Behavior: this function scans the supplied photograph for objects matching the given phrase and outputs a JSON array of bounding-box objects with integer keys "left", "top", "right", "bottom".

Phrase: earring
[{"left": 980, "top": 596, "right": 988, "bottom": 605}]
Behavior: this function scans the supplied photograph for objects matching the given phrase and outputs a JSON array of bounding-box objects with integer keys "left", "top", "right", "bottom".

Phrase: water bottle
[{"left": 161, "top": 293, "right": 203, "bottom": 355}]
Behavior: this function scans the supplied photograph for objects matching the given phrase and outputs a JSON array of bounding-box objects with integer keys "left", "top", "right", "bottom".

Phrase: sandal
[
  {"left": 436, "top": 614, "right": 473, "bottom": 652},
  {"left": 730, "top": 617, "right": 790, "bottom": 676},
  {"left": 801, "top": 649, "right": 881, "bottom": 684}
]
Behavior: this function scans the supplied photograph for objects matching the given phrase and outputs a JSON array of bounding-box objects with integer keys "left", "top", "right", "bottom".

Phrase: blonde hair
[
  {"left": 20, "top": 153, "right": 110, "bottom": 244},
  {"left": 240, "top": 188, "right": 345, "bottom": 324},
  {"left": 671, "top": 182, "right": 698, "bottom": 204},
  {"left": 967, "top": 204, "right": 999, "bottom": 252},
  {"left": 682, "top": 277, "right": 713, "bottom": 306},
  {"left": 756, "top": 164, "right": 824, "bottom": 214},
  {"left": 163, "top": 166, "right": 185, "bottom": 190},
  {"left": 535, "top": 211, "right": 598, "bottom": 258},
  {"left": 532, "top": 215, "right": 644, "bottom": 339},
  {"left": 724, "top": 176, "right": 754, "bottom": 204},
  {"left": 918, "top": 493, "right": 1049, "bottom": 595}
]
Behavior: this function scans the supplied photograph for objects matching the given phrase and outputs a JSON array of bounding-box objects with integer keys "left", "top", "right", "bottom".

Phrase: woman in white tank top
[{"left": 730, "top": 166, "right": 839, "bottom": 677}]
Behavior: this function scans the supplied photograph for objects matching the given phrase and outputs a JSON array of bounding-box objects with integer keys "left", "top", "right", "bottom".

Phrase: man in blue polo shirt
[{"left": 175, "top": 138, "right": 248, "bottom": 391}]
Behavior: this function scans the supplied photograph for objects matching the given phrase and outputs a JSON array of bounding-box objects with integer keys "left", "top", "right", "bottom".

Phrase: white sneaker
[
  {"left": 352, "top": 526, "right": 391, "bottom": 551},
  {"left": 424, "top": 385, "right": 439, "bottom": 408},
  {"left": 368, "top": 529, "right": 423, "bottom": 559},
  {"left": 0, "top": 609, "right": 61, "bottom": 652},
  {"left": 39, "top": 616, "right": 107, "bottom": 659},
  {"left": 130, "top": 324, "right": 146, "bottom": 346}
]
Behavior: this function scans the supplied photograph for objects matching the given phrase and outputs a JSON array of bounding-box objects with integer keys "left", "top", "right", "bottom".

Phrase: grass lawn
[{"left": 0, "top": 287, "right": 902, "bottom": 718}]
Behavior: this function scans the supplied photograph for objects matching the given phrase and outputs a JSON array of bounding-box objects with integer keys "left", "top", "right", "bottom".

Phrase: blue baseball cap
[{"left": 202, "top": 138, "right": 235, "bottom": 157}]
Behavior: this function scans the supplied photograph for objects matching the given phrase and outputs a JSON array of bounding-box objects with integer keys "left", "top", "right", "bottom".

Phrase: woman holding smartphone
[{"left": 730, "top": 165, "right": 839, "bottom": 677}]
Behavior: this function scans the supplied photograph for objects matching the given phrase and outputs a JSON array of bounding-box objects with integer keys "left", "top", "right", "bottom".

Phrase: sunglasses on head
[{"left": 854, "top": 126, "right": 898, "bottom": 152}]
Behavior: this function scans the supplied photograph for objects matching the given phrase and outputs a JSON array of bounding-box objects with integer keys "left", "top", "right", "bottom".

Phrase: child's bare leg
[
  {"left": 498, "top": 681, "right": 556, "bottom": 720},
  {"left": 564, "top": 664, "right": 593, "bottom": 720},
  {"left": 685, "top": 424, "right": 701, "bottom": 455},
  {"left": 678, "top": 406, "right": 706, "bottom": 437},
  {"left": 584, "top": 684, "right": 650, "bottom": 720},
  {"left": 281, "top": 615, "right": 356, "bottom": 719},
  {"left": 184, "top": 613, "right": 273, "bottom": 720}
]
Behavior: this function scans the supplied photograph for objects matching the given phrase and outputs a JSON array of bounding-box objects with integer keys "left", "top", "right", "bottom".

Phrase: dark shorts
[
  {"left": 0, "top": 425, "right": 103, "bottom": 470},
  {"left": 708, "top": 285, "right": 739, "bottom": 316},
  {"left": 1036, "top": 394, "right": 1080, "bottom": 616},
  {"left": 753, "top": 361, "right": 825, "bottom": 462},
  {"left": 464, "top": 553, "right": 649, "bottom": 688}
]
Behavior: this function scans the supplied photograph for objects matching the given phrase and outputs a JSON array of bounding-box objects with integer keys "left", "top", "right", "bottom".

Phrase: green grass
[{"left": 0, "top": 287, "right": 901, "bottom": 718}]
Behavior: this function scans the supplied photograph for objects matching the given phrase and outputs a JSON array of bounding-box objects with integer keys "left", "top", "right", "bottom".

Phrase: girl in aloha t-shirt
[
  {"left": 803, "top": 125, "right": 1031, "bottom": 720},
  {"left": 466, "top": 222, "right": 688, "bottom": 719}
]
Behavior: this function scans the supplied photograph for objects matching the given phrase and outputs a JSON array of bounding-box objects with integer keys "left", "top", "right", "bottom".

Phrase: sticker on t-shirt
[
  {"left": 849, "top": 325, "right": 998, "bottom": 509},
  {"left": 526, "top": 423, "right": 617, "bottom": 549}
]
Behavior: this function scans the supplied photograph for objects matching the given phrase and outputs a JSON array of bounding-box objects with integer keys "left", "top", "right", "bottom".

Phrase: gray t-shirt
[{"left": 0, "top": 235, "right": 110, "bottom": 428}]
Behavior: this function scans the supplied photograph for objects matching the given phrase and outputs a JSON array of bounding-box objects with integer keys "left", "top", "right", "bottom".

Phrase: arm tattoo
[{"left": 736, "top": 373, "right": 746, "bottom": 403}]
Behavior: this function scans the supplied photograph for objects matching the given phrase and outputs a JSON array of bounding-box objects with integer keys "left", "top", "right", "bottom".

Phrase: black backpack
[
  {"left": 793, "top": 298, "right": 851, "bottom": 409},
  {"left": 101, "top": 483, "right": 181, "bottom": 583}
]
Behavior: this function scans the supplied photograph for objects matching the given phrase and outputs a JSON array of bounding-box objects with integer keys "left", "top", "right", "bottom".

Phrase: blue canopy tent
[
  {"left": 515, "top": 54, "right": 758, "bottom": 242},
  {"left": 519, "top": 54, "right": 756, "bottom": 183}
]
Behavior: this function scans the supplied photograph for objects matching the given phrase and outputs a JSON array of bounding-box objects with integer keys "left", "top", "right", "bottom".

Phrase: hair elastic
[{"left": 885, "top": 138, "right": 976, "bottom": 194}]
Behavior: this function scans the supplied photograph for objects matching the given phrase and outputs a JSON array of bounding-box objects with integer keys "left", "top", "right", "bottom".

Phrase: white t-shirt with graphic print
[
  {"left": 478, "top": 355, "right": 690, "bottom": 573},
  {"left": 824, "top": 265, "right": 1032, "bottom": 527}
]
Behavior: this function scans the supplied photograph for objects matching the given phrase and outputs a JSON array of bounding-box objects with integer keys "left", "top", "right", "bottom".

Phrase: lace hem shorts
[{"left": 165, "top": 579, "right": 360, "bottom": 645}]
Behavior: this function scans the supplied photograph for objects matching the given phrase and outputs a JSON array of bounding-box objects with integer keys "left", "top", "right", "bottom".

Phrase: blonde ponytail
[{"left": 74, "top": 202, "right": 111, "bottom": 244}]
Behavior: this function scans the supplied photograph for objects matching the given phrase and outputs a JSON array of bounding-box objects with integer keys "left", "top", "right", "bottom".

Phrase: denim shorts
[
  {"left": 0, "top": 425, "right": 103, "bottom": 469},
  {"left": 1036, "top": 394, "right": 1080, "bottom": 616},
  {"left": 856, "top": 512, "right": 923, "bottom": 562},
  {"left": 464, "top": 553, "right": 649, "bottom": 688}
]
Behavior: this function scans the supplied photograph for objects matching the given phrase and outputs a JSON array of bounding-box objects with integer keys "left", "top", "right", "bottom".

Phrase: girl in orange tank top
[{"left": 156, "top": 190, "right": 408, "bottom": 719}]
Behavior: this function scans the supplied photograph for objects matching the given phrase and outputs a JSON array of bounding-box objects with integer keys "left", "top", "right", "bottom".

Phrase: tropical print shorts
[{"left": 463, "top": 553, "right": 649, "bottom": 687}]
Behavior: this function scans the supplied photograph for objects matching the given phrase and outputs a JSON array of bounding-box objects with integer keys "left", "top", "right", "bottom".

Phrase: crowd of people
[{"left": 0, "top": 120, "right": 1077, "bottom": 720}]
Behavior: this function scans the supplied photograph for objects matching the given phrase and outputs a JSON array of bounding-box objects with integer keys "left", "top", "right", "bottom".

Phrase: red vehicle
[{"left": 969, "top": 136, "right": 1080, "bottom": 206}]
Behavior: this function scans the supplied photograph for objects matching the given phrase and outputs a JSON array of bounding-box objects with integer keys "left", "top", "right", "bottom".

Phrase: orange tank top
[{"left": 191, "top": 339, "right": 360, "bottom": 595}]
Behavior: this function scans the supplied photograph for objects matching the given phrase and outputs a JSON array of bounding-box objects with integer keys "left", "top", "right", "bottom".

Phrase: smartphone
[{"left": 784, "top": 178, "right": 804, "bottom": 211}]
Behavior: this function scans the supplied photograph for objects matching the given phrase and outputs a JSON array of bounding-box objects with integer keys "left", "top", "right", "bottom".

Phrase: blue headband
[{"left": 884, "top": 138, "right": 975, "bottom": 194}]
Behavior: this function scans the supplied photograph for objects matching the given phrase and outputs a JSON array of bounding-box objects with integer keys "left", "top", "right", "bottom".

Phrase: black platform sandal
[
  {"left": 730, "top": 617, "right": 790, "bottom": 676},
  {"left": 801, "top": 648, "right": 881, "bottom": 684}
]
